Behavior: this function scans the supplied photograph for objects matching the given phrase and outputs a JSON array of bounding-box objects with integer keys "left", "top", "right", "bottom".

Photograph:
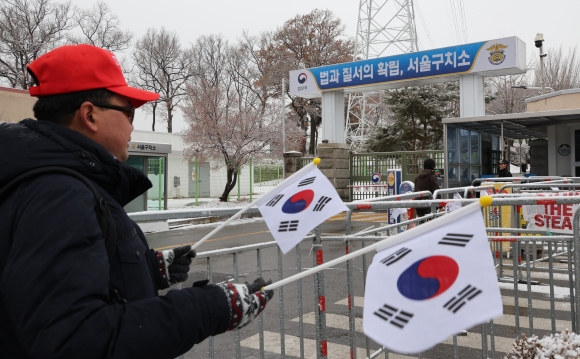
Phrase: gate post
[
  {"left": 283, "top": 151, "right": 303, "bottom": 179},
  {"left": 317, "top": 142, "right": 351, "bottom": 201}
]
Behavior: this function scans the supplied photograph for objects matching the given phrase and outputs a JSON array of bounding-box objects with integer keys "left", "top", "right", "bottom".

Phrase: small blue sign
[{"left": 372, "top": 173, "right": 381, "bottom": 183}]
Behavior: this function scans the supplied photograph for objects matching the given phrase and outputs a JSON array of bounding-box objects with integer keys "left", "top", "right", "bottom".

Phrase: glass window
[
  {"left": 492, "top": 135, "right": 499, "bottom": 151},
  {"left": 147, "top": 157, "right": 165, "bottom": 211},
  {"left": 448, "top": 166, "right": 459, "bottom": 184},
  {"left": 460, "top": 166, "right": 470, "bottom": 184},
  {"left": 447, "top": 127, "right": 458, "bottom": 163},
  {"left": 470, "top": 131, "right": 480, "bottom": 164},
  {"left": 470, "top": 166, "right": 480, "bottom": 182},
  {"left": 125, "top": 157, "right": 144, "bottom": 172},
  {"left": 459, "top": 129, "right": 469, "bottom": 163}
]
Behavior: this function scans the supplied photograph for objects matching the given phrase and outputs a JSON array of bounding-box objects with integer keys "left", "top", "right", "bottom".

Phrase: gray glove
[{"left": 216, "top": 277, "right": 274, "bottom": 330}]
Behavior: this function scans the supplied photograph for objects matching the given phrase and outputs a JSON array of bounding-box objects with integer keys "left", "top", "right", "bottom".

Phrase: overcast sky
[{"left": 67, "top": 0, "right": 580, "bottom": 133}]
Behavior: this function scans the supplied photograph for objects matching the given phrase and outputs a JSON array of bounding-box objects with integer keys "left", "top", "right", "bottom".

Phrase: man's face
[
  {"left": 94, "top": 95, "right": 134, "bottom": 162},
  {"left": 499, "top": 163, "right": 507, "bottom": 170}
]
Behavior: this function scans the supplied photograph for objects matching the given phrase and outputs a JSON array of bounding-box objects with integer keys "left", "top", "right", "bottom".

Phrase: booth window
[
  {"left": 459, "top": 129, "right": 469, "bottom": 164},
  {"left": 447, "top": 127, "right": 458, "bottom": 163},
  {"left": 147, "top": 157, "right": 165, "bottom": 211},
  {"left": 447, "top": 126, "right": 482, "bottom": 187}
]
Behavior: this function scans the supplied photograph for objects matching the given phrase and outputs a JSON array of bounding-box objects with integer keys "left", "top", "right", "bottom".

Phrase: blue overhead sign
[{"left": 290, "top": 37, "right": 526, "bottom": 98}]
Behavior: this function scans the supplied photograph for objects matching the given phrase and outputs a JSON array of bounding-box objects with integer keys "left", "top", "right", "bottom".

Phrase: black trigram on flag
[
  {"left": 313, "top": 196, "right": 332, "bottom": 211},
  {"left": 278, "top": 220, "right": 299, "bottom": 232},
  {"left": 373, "top": 303, "right": 414, "bottom": 329},
  {"left": 443, "top": 284, "right": 482, "bottom": 314},
  {"left": 298, "top": 176, "right": 315, "bottom": 187},
  {"left": 438, "top": 233, "right": 473, "bottom": 247},
  {"left": 266, "top": 194, "right": 284, "bottom": 207},
  {"left": 380, "top": 247, "right": 411, "bottom": 266}
]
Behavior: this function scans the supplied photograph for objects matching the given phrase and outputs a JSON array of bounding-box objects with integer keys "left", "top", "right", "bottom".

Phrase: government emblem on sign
[
  {"left": 486, "top": 43, "right": 507, "bottom": 65},
  {"left": 558, "top": 144, "right": 571, "bottom": 156}
]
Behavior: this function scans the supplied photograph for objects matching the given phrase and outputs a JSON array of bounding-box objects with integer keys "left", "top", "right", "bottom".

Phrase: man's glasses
[{"left": 92, "top": 102, "right": 135, "bottom": 124}]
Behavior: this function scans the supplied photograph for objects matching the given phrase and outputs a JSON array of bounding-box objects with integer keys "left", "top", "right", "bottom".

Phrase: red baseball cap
[{"left": 27, "top": 44, "right": 159, "bottom": 108}]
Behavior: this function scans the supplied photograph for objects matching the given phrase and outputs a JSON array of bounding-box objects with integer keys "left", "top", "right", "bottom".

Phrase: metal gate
[{"left": 349, "top": 151, "right": 444, "bottom": 201}]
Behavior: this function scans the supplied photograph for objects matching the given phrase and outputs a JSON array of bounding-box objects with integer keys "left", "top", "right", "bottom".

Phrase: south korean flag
[
  {"left": 256, "top": 165, "right": 348, "bottom": 254},
  {"left": 363, "top": 203, "right": 502, "bottom": 354}
]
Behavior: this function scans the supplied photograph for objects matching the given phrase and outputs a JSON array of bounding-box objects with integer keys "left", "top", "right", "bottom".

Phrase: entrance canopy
[
  {"left": 288, "top": 36, "right": 526, "bottom": 144},
  {"left": 442, "top": 108, "right": 580, "bottom": 139}
]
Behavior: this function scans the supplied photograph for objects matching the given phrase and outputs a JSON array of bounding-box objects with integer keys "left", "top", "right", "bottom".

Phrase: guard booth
[
  {"left": 442, "top": 125, "right": 503, "bottom": 187},
  {"left": 124, "top": 141, "right": 171, "bottom": 213},
  {"left": 442, "top": 89, "right": 580, "bottom": 188}
]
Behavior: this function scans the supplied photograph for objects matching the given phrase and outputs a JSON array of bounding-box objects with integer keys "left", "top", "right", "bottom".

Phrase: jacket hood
[
  {"left": 418, "top": 169, "right": 433, "bottom": 179},
  {"left": 0, "top": 119, "right": 151, "bottom": 206}
]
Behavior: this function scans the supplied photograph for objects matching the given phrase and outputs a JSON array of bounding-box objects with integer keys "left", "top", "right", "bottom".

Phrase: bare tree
[
  {"left": 68, "top": 0, "right": 132, "bottom": 52},
  {"left": 182, "top": 35, "right": 280, "bottom": 201},
  {"left": 0, "top": 0, "right": 72, "bottom": 89},
  {"left": 533, "top": 46, "right": 580, "bottom": 91},
  {"left": 131, "top": 28, "right": 194, "bottom": 133},
  {"left": 253, "top": 9, "right": 354, "bottom": 155},
  {"left": 485, "top": 71, "right": 532, "bottom": 115},
  {"left": 236, "top": 31, "right": 304, "bottom": 153}
]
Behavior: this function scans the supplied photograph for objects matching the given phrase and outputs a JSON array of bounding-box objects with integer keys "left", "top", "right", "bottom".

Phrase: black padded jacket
[{"left": 0, "top": 119, "right": 229, "bottom": 359}]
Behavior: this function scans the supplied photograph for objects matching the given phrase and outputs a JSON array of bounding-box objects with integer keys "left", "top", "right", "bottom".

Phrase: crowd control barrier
[{"left": 130, "top": 191, "right": 580, "bottom": 359}]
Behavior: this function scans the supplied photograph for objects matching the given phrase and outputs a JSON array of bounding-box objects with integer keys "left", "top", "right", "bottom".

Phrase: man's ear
[{"left": 75, "top": 101, "right": 99, "bottom": 133}]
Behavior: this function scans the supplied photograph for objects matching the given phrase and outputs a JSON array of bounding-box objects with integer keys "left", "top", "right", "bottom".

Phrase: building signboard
[
  {"left": 290, "top": 37, "right": 525, "bottom": 98},
  {"left": 128, "top": 141, "right": 171, "bottom": 154}
]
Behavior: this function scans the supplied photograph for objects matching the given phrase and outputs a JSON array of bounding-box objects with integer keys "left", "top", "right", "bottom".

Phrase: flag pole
[
  {"left": 190, "top": 158, "right": 321, "bottom": 251},
  {"left": 263, "top": 196, "right": 493, "bottom": 291}
]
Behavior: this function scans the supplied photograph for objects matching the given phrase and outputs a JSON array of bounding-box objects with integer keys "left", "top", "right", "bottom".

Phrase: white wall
[
  {"left": 130, "top": 130, "right": 257, "bottom": 199},
  {"left": 548, "top": 124, "right": 577, "bottom": 177}
]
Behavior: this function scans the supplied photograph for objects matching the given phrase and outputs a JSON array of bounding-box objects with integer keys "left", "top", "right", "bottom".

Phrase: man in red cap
[{"left": 0, "top": 44, "right": 272, "bottom": 358}]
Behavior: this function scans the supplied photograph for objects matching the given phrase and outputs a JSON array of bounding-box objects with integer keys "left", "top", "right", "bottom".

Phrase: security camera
[{"left": 534, "top": 33, "right": 544, "bottom": 48}]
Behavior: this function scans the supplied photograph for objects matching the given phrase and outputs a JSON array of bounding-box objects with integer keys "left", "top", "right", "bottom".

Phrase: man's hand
[
  {"left": 216, "top": 277, "right": 274, "bottom": 330},
  {"left": 157, "top": 245, "right": 196, "bottom": 286}
]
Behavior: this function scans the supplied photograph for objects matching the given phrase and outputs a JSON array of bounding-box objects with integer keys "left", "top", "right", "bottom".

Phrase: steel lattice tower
[{"left": 345, "top": 0, "right": 419, "bottom": 149}]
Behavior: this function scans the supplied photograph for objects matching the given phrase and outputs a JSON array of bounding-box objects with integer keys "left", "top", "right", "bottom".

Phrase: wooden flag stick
[
  {"left": 263, "top": 197, "right": 492, "bottom": 291},
  {"left": 191, "top": 159, "right": 320, "bottom": 251}
]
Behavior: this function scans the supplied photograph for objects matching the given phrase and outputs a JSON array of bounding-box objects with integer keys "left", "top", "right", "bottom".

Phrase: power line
[
  {"left": 415, "top": 1, "right": 434, "bottom": 49},
  {"left": 444, "top": 0, "right": 460, "bottom": 45},
  {"left": 458, "top": 0, "right": 468, "bottom": 43},
  {"left": 449, "top": 0, "right": 462, "bottom": 44}
]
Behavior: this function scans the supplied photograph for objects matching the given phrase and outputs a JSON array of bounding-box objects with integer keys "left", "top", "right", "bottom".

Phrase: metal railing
[{"left": 133, "top": 190, "right": 580, "bottom": 359}]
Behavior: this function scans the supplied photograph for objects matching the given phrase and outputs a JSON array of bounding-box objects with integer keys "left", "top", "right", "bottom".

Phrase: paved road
[{"left": 144, "top": 213, "right": 575, "bottom": 358}]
